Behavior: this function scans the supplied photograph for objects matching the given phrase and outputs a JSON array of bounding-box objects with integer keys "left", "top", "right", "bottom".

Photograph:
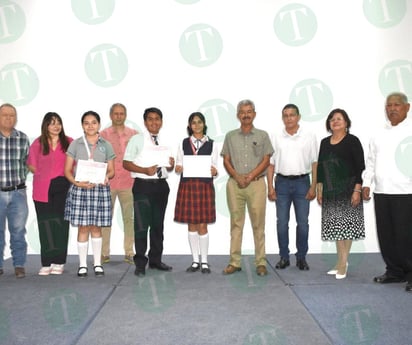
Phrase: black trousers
[
  {"left": 132, "top": 178, "right": 170, "bottom": 269},
  {"left": 34, "top": 176, "right": 70, "bottom": 266},
  {"left": 374, "top": 193, "right": 412, "bottom": 281}
]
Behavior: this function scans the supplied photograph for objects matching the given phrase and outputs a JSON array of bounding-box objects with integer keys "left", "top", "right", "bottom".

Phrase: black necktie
[{"left": 152, "top": 135, "right": 162, "bottom": 178}]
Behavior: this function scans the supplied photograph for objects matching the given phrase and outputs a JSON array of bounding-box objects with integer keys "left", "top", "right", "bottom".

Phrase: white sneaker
[
  {"left": 38, "top": 266, "right": 52, "bottom": 276},
  {"left": 50, "top": 264, "right": 64, "bottom": 275}
]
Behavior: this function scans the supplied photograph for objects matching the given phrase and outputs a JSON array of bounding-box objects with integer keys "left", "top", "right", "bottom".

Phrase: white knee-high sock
[
  {"left": 77, "top": 241, "right": 88, "bottom": 268},
  {"left": 199, "top": 233, "right": 209, "bottom": 264},
  {"left": 91, "top": 237, "right": 102, "bottom": 266},
  {"left": 188, "top": 232, "right": 200, "bottom": 263}
]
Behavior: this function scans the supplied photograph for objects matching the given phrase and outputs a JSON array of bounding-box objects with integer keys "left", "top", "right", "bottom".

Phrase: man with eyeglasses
[{"left": 267, "top": 104, "right": 318, "bottom": 271}]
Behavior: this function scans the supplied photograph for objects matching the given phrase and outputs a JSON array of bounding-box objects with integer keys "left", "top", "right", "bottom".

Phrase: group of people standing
[{"left": 0, "top": 92, "right": 411, "bottom": 293}]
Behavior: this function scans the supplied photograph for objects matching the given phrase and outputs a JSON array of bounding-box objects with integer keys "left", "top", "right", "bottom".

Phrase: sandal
[
  {"left": 77, "top": 267, "right": 88, "bottom": 278},
  {"left": 186, "top": 262, "right": 200, "bottom": 273},
  {"left": 201, "top": 263, "right": 211, "bottom": 274},
  {"left": 94, "top": 265, "right": 104, "bottom": 277}
]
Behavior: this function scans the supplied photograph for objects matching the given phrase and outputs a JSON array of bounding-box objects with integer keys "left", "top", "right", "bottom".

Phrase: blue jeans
[
  {"left": 0, "top": 188, "right": 28, "bottom": 268},
  {"left": 275, "top": 175, "right": 310, "bottom": 260}
]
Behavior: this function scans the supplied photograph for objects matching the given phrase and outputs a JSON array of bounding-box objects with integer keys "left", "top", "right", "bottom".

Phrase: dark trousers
[
  {"left": 374, "top": 193, "right": 412, "bottom": 281},
  {"left": 34, "top": 176, "right": 70, "bottom": 266},
  {"left": 132, "top": 178, "right": 170, "bottom": 269}
]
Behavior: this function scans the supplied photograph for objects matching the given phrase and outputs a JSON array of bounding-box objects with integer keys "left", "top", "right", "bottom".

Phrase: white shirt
[
  {"left": 123, "top": 129, "right": 173, "bottom": 179},
  {"left": 270, "top": 126, "right": 318, "bottom": 175},
  {"left": 362, "top": 118, "right": 412, "bottom": 194},
  {"left": 175, "top": 135, "right": 219, "bottom": 167}
]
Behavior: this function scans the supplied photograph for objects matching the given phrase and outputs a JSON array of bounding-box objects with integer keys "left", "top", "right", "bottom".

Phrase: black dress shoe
[
  {"left": 134, "top": 267, "right": 146, "bottom": 277},
  {"left": 373, "top": 273, "right": 406, "bottom": 284},
  {"left": 201, "top": 263, "right": 211, "bottom": 274},
  {"left": 406, "top": 282, "right": 412, "bottom": 292},
  {"left": 94, "top": 265, "right": 105, "bottom": 277},
  {"left": 77, "top": 267, "right": 88, "bottom": 278},
  {"left": 275, "top": 258, "right": 290, "bottom": 269},
  {"left": 296, "top": 258, "right": 309, "bottom": 271},
  {"left": 186, "top": 262, "right": 200, "bottom": 273},
  {"left": 149, "top": 262, "right": 172, "bottom": 271}
]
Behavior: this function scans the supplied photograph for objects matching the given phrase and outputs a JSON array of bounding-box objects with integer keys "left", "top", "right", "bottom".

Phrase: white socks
[
  {"left": 91, "top": 237, "right": 102, "bottom": 266},
  {"left": 77, "top": 241, "right": 88, "bottom": 267},
  {"left": 199, "top": 233, "right": 209, "bottom": 264},
  {"left": 78, "top": 237, "right": 102, "bottom": 267},
  {"left": 188, "top": 232, "right": 209, "bottom": 263},
  {"left": 188, "top": 232, "right": 200, "bottom": 263}
]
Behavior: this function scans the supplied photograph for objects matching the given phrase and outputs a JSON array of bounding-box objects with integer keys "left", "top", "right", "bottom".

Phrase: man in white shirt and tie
[{"left": 123, "top": 107, "right": 175, "bottom": 277}]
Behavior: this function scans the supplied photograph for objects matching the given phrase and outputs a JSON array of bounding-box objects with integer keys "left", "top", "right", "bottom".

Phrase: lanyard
[
  {"left": 83, "top": 135, "right": 97, "bottom": 161},
  {"left": 190, "top": 136, "right": 204, "bottom": 154}
]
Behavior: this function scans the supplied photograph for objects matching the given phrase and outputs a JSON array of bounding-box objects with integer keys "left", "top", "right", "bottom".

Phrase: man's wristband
[{"left": 353, "top": 189, "right": 362, "bottom": 193}]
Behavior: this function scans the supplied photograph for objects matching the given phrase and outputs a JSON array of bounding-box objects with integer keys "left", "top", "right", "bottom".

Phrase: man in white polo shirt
[{"left": 267, "top": 104, "right": 318, "bottom": 271}]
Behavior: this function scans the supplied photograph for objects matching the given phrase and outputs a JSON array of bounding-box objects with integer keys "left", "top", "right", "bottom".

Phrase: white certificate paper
[
  {"left": 75, "top": 159, "right": 107, "bottom": 184},
  {"left": 148, "top": 146, "right": 171, "bottom": 167},
  {"left": 183, "top": 155, "right": 212, "bottom": 178}
]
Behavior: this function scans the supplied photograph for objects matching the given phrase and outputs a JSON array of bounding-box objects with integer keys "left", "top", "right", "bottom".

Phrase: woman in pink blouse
[{"left": 27, "top": 112, "right": 73, "bottom": 275}]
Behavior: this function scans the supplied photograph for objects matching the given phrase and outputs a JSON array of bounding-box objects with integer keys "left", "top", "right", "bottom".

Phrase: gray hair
[
  {"left": 386, "top": 92, "right": 408, "bottom": 103},
  {"left": 110, "top": 103, "right": 127, "bottom": 115},
  {"left": 237, "top": 99, "right": 255, "bottom": 114},
  {"left": 0, "top": 103, "right": 17, "bottom": 114}
]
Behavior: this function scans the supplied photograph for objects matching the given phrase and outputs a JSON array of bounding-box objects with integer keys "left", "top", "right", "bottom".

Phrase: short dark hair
[
  {"left": 325, "top": 108, "right": 351, "bottom": 133},
  {"left": 282, "top": 103, "right": 300, "bottom": 115},
  {"left": 81, "top": 110, "right": 101, "bottom": 124},
  {"left": 187, "top": 112, "right": 207, "bottom": 136},
  {"left": 143, "top": 107, "right": 163, "bottom": 121}
]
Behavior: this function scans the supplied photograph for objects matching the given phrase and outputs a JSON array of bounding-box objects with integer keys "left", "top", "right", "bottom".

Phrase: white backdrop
[{"left": 1, "top": 0, "right": 411, "bottom": 257}]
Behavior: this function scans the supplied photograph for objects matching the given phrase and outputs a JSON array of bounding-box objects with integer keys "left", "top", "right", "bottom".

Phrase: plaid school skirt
[
  {"left": 174, "top": 178, "right": 216, "bottom": 224},
  {"left": 64, "top": 184, "right": 112, "bottom": 227}
]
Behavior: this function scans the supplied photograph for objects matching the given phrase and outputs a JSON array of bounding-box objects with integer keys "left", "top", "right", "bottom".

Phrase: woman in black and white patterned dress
[{"left": 317, "top": 109, "right": 365, "bottom": 279}]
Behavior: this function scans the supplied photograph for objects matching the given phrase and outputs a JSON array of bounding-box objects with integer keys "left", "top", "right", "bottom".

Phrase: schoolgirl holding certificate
[
  {"left": 174, "top": 112, "right": 218, "bottom": 274},
  {"left": 64, "top": 111, "right": 115, "bottom": 277}
]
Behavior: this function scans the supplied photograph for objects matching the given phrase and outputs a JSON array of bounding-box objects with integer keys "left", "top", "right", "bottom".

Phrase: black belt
[
  {"left": 0, "top": 183, "right": 26, "bottom": 192},
  {"left": 135, "top": 177, "right": 166, "bottom": 184},
  {"left": 277, "top": 173, "right": 309, "bottom": 180}
]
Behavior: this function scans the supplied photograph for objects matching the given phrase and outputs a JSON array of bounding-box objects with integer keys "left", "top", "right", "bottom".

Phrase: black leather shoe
[
  {"left": 373, "top": 273, "right": 406, "bottom": 284},
  {"left": 77, "top": 267, "right": 88, "bottom": 278},
  {"left": 406, "top": 282, "right": 412, "bottom": 292},
  {"left": 94, "top": 265, "right": 104, "bottom": 277},
  {"left": 275, "top": 258, "right": 290, "bottom": 269},
  {"left": 134, "top": 267, "right": 145, "bottom": 277},
  {"left": 296, "top": 259, "right": 309, "bottom": 271},
  {"left": 201, "top": 263, "right": 211, "bottom": 274},
  {"left": 186, "top": 262, "right": 200, "bottom": 273},
  {"left": 149, "top": 262, "right": 172, "bottom": 271}
]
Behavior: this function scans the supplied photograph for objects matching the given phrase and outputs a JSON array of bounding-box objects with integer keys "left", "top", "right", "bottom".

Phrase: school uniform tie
[
  {"left": 195, "top": 139, "right": 201, "bottom": 150},
  {"left": 152, "top": 135, "right": 162, "bottom": 178}
]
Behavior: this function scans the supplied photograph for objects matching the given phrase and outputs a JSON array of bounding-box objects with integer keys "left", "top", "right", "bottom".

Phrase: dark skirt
[
  {"left": 64, "top": 184, "right": 112, "bottom": 227},
  {"left": 174, "top": 178, "right": 216, "bottom": 224}
]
